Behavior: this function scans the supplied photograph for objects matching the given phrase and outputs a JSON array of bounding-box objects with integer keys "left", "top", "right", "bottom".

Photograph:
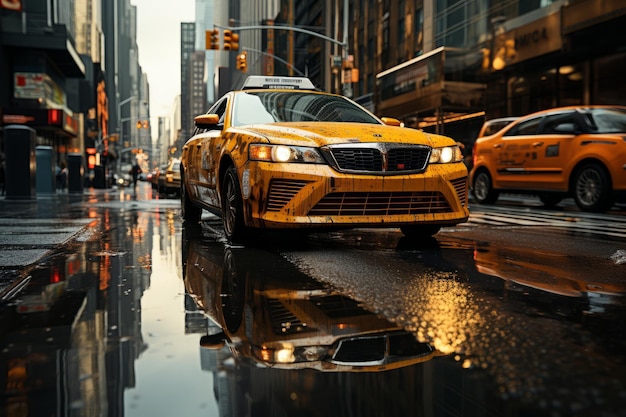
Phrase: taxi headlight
[
  {"left": 258, "top": 344, "right": 296, "bottom": 363},
  {"left": 429, "top": 145, "right": 463, "bottom": 164},
  {"left": 256, "top": 344, "right": 328, "bottom": 364},
  {"left": 250, "top": 144, "right": 324, "bottom": 163}
]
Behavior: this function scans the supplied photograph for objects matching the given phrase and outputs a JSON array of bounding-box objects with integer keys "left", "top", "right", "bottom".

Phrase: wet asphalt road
[{"left": 0, "top": 182, "right": 625, "bottom": 417}]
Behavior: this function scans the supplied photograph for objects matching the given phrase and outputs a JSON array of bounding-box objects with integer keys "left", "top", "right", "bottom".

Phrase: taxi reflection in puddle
[
  {"left": 473, "top": 242, "right": 626, "bottom": 313},
  {"left": 182, "top": 238, "right": 435, "bottom": 372}
]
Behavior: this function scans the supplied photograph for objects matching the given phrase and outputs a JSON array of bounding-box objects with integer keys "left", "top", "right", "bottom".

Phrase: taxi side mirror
[
  {"left": 380, "top": 117, "right": 402, "bottom": 127},
  {"left": 200, "top": 332, "right": 227, "bottom": 350},
  {"left": 195, "top": 114, "right": 222, "bottom": 130}
]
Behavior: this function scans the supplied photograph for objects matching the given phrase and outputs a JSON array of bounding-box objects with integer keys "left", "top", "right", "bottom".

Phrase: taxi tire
[
  {"left": 572, "top": 163, "right": 612, "bottom": 212},
  {"left": 222, "top": 166, "right": 249, "bottom": 243},
  {"left": 181, "top": 170, "right": 202, "bottom": 223},
  {"left": 472, "top": 169, "right": 499, "bottom": 204},
  {"left": 400, "top": 225, "right": 441, "bottom": 238},
  {"left": 538, "top": 192, "right": 562, "bottom": 208}
]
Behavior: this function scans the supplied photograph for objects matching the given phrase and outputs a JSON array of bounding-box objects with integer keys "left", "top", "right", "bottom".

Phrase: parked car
[
  {"left": 466, "top": 117, "right": 520, "bottom": 172},
  {"left": 116, "top": 163, "right": 132, "bottom": 187},
  {"left": 148, "top": 166, "right": 163, "bottom": 190},
  {"left": 476, "top": 117, "right": 519, "bottom": 138},
  {"left": 470, "top": 105, "right": 626, "bottom": 211},
  {"left": 180, "top": 75, "right": 469, "bottom": 243},
  {"left": 158, "top": 158, "right": 181, "bottom": 196}
]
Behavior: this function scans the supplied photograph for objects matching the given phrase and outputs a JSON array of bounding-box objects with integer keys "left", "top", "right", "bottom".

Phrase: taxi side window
[
  {"left": 505, "top": 117, "right": 541, "bottom": 136},
  {"left": 211, "top": 98, "right": 227, "bottom": 126},
  {"left": 195, "top": 99, "right": 227, "bottom": 134},
  {"left": 540, "top": 112, "right": 579, "bottom": 134}
]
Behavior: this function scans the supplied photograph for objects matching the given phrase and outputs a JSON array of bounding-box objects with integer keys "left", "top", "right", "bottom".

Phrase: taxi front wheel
[
  {"left": 400, "top": 225, "right": 441, "bottom": 238},
  {"left": 222, "top": 166, "right": 250, "bottom": 243}
]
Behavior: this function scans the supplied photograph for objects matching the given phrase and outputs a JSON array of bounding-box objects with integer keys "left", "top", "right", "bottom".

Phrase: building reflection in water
[{"left": 1, "top": 204, "right": 624, "bottom": 416}]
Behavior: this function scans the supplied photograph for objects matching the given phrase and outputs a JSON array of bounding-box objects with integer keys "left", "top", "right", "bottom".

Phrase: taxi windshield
[{"left": 232, "top": 91, "right": 381, "bottom": 126}]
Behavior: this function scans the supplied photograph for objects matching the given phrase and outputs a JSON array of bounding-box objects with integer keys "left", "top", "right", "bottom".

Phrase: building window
[
  {"left": 415, "top": 8, "right": 423, "bottom": 56},
  {"left": 593, "top": 52, "right": 626, "bottom": 105}
]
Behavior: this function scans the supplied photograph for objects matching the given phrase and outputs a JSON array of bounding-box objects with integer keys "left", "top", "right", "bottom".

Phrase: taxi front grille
[
  {"left": 325, "top": 144, "right": 431, "bottom": 174},
  {"left": 333, "top": 336, "right": 387, "bottom": 363},
  {"left": 451, "top": 177, "right": 468, "bottom": 207},
  {"left": 267, "top": 299, "right": 312, "bottom": 335},
  {"left": 267, "top": 179, "right": 310, "bottom": 212},
  {"left": 308, "top": 191, "right": 451, "bottom": 216},
  {"left": 332, "top": 332, "right": 434, "bottom": 364}
]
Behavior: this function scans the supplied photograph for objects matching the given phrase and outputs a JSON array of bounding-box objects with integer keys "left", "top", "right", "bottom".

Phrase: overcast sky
[{"left": 131, "top": 0, "right": 195, "bottom": 120}]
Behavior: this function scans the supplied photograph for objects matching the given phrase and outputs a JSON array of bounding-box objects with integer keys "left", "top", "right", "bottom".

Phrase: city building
[
  {"left": 0, "top": 0, "right": 85, "bottom": 188},
  {"left": 198, "top": 0, "right": 625, "bottom": 152},
  {"left": 1, "top": 0, "right": 153, "bottom": 191}
]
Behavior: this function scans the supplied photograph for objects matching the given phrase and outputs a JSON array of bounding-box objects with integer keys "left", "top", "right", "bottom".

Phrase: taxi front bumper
[{"left": 240, "top": 161, "right": 469, "bottom": 229}]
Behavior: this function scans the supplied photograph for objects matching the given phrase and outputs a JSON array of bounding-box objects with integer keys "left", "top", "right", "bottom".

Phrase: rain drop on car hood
[{"left": 239, "top": 122, "right": 449, "bottom": 147}]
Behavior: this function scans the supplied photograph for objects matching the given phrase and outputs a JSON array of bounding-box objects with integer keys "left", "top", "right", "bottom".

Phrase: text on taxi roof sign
[{"left": 242, "top": 76, "right": 316, "bottom": 90}]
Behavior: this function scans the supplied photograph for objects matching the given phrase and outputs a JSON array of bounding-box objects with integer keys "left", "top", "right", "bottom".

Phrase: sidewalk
[{"left": 0, "top": 191, "right": 98, "bottom": 299}]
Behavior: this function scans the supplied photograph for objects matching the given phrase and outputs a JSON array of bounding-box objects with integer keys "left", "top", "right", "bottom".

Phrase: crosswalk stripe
[{"left": 465, "top": 206, "right": 626, "bottom": 239}]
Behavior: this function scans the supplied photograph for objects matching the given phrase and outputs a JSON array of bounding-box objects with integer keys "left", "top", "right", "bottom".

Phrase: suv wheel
[
  {"left": 472, "top": 170, "right": 499, "bottom": 204},
  {"left": 221, "top": 166, "right": 250, "bottom": 243},
  {"left": 573, "top": 163, "right": 612, "bottom": 212}
]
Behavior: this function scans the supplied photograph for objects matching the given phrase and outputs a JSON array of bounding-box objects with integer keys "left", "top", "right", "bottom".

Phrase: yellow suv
[
  {"left": 181, "top": 76, "right": 469, "bottom": 243},
  {"left": 470, "top": 106, "right": 626, "bottom": 212}
]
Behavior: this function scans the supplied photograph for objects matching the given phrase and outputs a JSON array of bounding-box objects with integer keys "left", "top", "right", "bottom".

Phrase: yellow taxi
[
  {"left": 181, "top": 76, "right": 469, "bottom": 242},
  {"left": 470, "top": 106, "right": 626, "bottom": 212}
]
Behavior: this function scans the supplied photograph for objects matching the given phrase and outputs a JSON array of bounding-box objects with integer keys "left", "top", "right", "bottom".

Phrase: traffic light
[
  {"left": 223, "top": 29, "right": 239, "bottom": 50},
  {"left": 236, "top": 52, "right": 247, "bottom": 73},
  {"left": 206, "top": 29, "right": 219, "bottom": 50},
  {"left": 230, "top": 33, "right": 240, "bottom": 50}
]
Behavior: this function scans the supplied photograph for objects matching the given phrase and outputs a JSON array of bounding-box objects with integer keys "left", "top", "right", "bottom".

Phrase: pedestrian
[{"left": 131, "top": 161, "right": 142, "bottom": 189}]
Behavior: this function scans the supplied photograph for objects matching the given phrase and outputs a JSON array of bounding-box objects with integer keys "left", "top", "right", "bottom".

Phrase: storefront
[
  {"left": 375, "top": 0, "right": 626, "bottom": 152},
  {"left": 375, "top": 46, "right": 487, "bottom": 150},
  {"left": 1, "top": 107, "right": 79, "bottom": 164},
  {"left": 486, "top": 0, "right": 626, "bottom": 118}
]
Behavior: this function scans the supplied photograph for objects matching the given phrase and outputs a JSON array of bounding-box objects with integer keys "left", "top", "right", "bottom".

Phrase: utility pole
[{"left": 342, "top": 0, "right": 352, "bottom": 97}]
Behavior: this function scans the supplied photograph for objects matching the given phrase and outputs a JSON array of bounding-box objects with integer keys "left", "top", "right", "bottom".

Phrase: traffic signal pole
[
  {"left": 211, "top": 9, "right": 352, "bottom": 95},
  {"left": 238, "top": 47, "right": 306, "bottom": 77},
  {"left": 214, "top": 24, "right": 347, "bottom": 49}
]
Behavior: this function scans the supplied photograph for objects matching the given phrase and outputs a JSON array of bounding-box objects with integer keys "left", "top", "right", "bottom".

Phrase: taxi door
[
  {"left": 493, "top": 116, "right": 543, "bottom": 190},
  {"left": 496, "top": 112, "right": 579, "bottom": 191},
  {"left": 198, "top": 131, "right": 222, "bottom": 207},
  {"left": 523, "top": 112, "right": 580, "bottom": 190}
]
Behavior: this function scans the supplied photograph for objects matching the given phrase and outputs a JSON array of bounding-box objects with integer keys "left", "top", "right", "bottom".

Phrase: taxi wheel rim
[
  {"left": 575, "top": 168, "right": 601, "bottom": 206},
  {"left": 224, "top": 175, "right": 238, "bottom": 235}
]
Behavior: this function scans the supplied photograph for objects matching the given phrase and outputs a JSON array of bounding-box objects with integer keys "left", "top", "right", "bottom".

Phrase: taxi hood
[{"left": 239, "top": 122, "right": 456, "bottom": 148}]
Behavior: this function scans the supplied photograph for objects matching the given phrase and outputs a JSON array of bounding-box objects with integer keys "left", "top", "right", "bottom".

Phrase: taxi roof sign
[{"left": 241, "top": 76, "right": 316, "bottom": 90}]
